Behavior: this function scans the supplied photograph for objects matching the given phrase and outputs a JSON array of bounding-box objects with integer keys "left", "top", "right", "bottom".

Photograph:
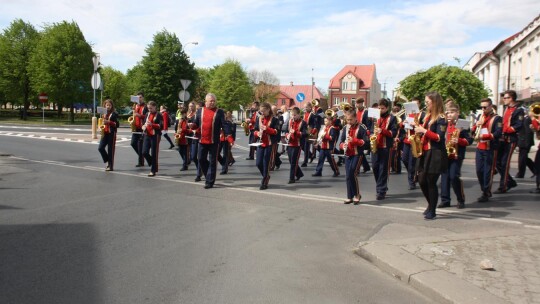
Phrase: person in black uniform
[
  {"left": 218, "top": 111, "right": 235, "bottom": 175},
  {"left": 246, "top": 101, "right": 260, "bottom": 160},
  {"left": 130, "top": 92, "right": 148, "bottom": 167},
  {"left": 142, "top": 101, "right": 163, "bottom": 177},
  {"left": 340, "top": 109, "right": 368, "bottom": 204},
  {"left": 530, "top": 114, "right": 540, "bottom": 193},
  {"left": 402, "top": 98, "right": 425, "bottom": 190},
  {"left": 270, "top": 106, "right": 283, "bottom": 171},
  {"left": 313, "top": 115, "right": 340, "bottom": 177},
  {"left": 495, "top": 90, "right": 524, "bottom": 193},
  {"left": 413, "top": 92, "right": 447, "bottom": 220},
  {"left": 515, "top": 114, "right": 536, "bottom": 178},
  {"left": 254, "top": 102, "right": 280, "bottom": 190},
  {"left": 98, "top": 99, "right": 119, "bottom": 171},
  {"left": 285, "top": 107, "right": 307, "bottom": 183},
  {"left": 371, "top": 98, "right": 397, "bottom": 200},
  {"left": 301, "top": 102, "right": 320, "bottom": 167},
  {"left": 439, "top": 100, "right": 472, "bottom": 209}
]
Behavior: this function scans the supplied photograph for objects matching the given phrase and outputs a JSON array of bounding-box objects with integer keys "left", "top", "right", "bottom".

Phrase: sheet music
[
  {"left": 130, "top": 95, "right": 139, "bottom": 103},
  {"left": 96, "top": 107, "right": 107, "bottom": 114},
  {"left": 403, "top": 102, "right": 419, "bottom": 114},
  {"left": 367, "top": 108, "right": 380, "bottom": 119},
  {"left": 456, "top": 119, "right": 471, "bottom": 130},
  {"left": 249, "top": 143, "right": 263, "bottom": 147},
  {"left": 185, "top": 136, "right": 199, "bottom": 140}
]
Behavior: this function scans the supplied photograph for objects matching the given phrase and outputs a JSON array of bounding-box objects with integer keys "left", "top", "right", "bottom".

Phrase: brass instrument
[
  {"left": 340, "top": 103, "right": 352, "bottom": 112},
  {"left": 142, "top": 114, "right": 154, "bottom": 136},
  {"left": 174, "top": 118, "right": 183, "bottom": 145},
  {"left": 370, "top": 132, "right": 378, "bottom": 154},
  {"left": 241, "top": 121, "right": 250, "bottom": 136},
  {"left": 128, "top": 105, "right": 137, "bottom": 132},
  {"left": 342, "top": 125, "right": 350, "bottom": 152},
  {"left": 474, "top": 114, "right": 485, "bottom": 141},
  {"left": 446, "top": 128, "right": 459, "bottom": 157},
  {"left": 311, "top": 99, "right": 319, "bottom": 107},
  {"left": 530, "top": 102, "right": 540, "bottom": 118},
  {"left": 325, "top": 109, "right": 335, "bottom": 119},
  {"left": 394, "top": 109, "right": 406, "bottom": 124},
  {"left": 409, "top": 109, "right": 425, "bottom": 158},
  {"left": 98, "top": 116, "right": 105, "bottom": 137}
]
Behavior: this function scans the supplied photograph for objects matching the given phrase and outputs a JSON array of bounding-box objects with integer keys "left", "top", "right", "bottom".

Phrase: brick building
[{"left": 328, "top": 64, "right": 381, "bottom": 108}]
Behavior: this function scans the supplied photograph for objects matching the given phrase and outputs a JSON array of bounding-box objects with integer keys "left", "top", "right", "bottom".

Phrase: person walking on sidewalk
[
  {"left": 495, "top": 90, "right": 524, "bottom": 194},
  {"left": 438, "top": 100, "right": 472, "bottom": 209},
  {"left": 472, "top": 98, "right": 502, "bottom": 202},
  {"left": 160, "top": 105, "right": 175, "bottom": 149},
  {"left": 413, "top": 92, "right": 447, "bottom": 220},
  {"left": 142, "top": 101, "right": 163, "bottom": 177}
]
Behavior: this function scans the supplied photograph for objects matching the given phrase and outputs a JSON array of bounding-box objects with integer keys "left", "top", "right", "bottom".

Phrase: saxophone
[
  {"left": 174, "top": 118, "right": 183, "bottom": 146},
  {"left": 98, "top": 116, "right": 105, "bottom": 138},
  {"left": 128, "top": 106, "right": 137, "bottom": 132},
  {"left": 370, "top": 131, "right": 378, "bottom": 154},
  {"left": 241, "top": 121, "right": 250, "bottom": 136},
  {"left": 409, "top": 110, "right": 425, "bottom": 158},
  {"left": 446, "top": 128, "right": 459, "bottom": 157}
]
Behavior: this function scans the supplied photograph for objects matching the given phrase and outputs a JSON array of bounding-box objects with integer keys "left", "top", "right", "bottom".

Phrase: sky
[{"left": 1, "top": 0, "right": 539, "bottom": 98}]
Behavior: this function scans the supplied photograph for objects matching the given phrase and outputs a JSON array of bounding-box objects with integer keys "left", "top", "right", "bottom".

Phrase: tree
[
  {"left": 126, "top": 63, "right": 144, "bottom": 95},
  {"left": 28, "top": 21, "right": 93, "bottom": 122},
  {"left": 248, "top": 69, "right": 279, "bottom": 103},
  {"left": 0, "top": 19, "right": 40, "bottom": 119},
  {"left": 398, "top": 64, "right": 489, "bottom": 114},
  {"left": 209, "top": 59, "right": 252, "bottom": 111},
  {"left": 139, "top": 30, "right": 196, "bottom": 110},
  {"left": 101, "top": 66, "right": 128, "bottom": 107},
  {"left": 192, "top": 66, "right": 215, "bottom": 103}
]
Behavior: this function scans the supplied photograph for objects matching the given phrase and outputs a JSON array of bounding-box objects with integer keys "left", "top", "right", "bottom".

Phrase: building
[
  {"left": 327, "top": 64, "right": 381, "bottom": 108},
  {"left": 275, "top": 82, "right": 326, "bottom": 109},
  {"left": 465, "top": 14, "right": 540, "bottom": 111}
]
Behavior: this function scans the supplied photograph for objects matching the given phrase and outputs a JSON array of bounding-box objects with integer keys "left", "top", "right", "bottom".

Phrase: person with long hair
[
  {"left": 285, "top": 107, "right": 307, "bottom": 183},
  {"left": 413, "top": 92, "right": 448, "bottom": 220},
  {"left": 254, "top": 102, "right": 280, "bottom": 190},
  {"left": 97, "top": 99, "right": 119, "bottom": 171},
  {"left": 340, "top": 109, "right": 368, "bottom": 204}
]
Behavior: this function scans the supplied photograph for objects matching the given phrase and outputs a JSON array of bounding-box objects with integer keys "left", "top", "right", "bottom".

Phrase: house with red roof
[
  {"left": 275, "top": 82, "right": 326, "bottom": 109},
  {"left": 328, "top": 64, "right": 381, "bottom": 108}
]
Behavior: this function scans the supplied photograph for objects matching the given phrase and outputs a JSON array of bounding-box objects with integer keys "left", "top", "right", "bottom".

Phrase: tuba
[
  {"left": 325, "top": 109, "right": 335, "bottom": 119},
  {"left": 530, "top": 102, "right": 540, "bottom": 118},
  {"left": 311, "top": 99, "right": 319, "bottom": 107}
]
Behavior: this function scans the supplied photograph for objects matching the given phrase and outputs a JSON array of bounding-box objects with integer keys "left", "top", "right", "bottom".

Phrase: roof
[
  {"left": 329, "top": 65, "right": 376, "bottom": 89},
  {"left": 279, "top": 84, "right": 324, "bottom": 101}
]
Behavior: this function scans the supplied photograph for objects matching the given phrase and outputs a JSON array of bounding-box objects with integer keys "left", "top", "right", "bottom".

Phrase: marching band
[{"left": 98, "top": 89, "right": 540, "bottom": 220}]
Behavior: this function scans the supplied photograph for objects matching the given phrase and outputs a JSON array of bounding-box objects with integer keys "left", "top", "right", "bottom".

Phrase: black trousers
[
  {"left": 130, "top": 133, "right": 144, "bottom": 165},
  {"left": 419, "top": 171, "right": 440, "bottom": 215},
  {"left": 198, "top": 143, "right": 219, "bottom": 186},
  {"left": 98, "top": 132, "right": 116, "bottom": 169},
  {"left": 516, "top": 146, "right": 535, "bottom": 177},
  {"left": 143, "top": 135, "right": 160, "bottom": 173}
]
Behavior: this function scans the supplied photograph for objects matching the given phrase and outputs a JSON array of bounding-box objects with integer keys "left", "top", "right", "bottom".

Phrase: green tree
[
  {"left": 101, "top": 66, "right": 128, "bottom": 107},
  {"left": 139, "top": 30, "right": 196, "bottom": 110},
  {"left": 193, "top": 66, "right": 215, "bottom": 103},
  {"left": 0, "top": 19, "right": 40, "bottom": 119},
  {"left": 28, "top": 21, "right": 93, "bottom": 122},
  {"left": 398, "top": 64, "right": 489, "bottom": 114},
  {"left": 209, "top": 59, "right": 252, "bottom": 111},
  {"left": 248, "top": 69, "right": 279, "bottom": 103},
  {"left": 126, "top": 63, "right": 144, "bottom": 97}
]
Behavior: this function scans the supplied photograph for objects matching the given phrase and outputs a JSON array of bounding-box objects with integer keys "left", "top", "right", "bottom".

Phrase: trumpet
[
  {"left": 474, "top": 115, "right": 485, "bottom": 141},
  {"left": 394, "top": 109, "right": 406, "bottom": 124}
]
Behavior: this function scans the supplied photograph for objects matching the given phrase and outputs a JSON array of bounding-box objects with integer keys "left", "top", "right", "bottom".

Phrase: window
[
  {"left": 342, "top": 82, "right": 348, "bottom": 91},
  {"left": 351, "top": 82, "right": 357, "bottom": 91},
  {"left": 342, "top": 97, "right": 348, "bottom": 103},
  {"left": 334, "top": 97, "right": 339, "bottom": 105}
]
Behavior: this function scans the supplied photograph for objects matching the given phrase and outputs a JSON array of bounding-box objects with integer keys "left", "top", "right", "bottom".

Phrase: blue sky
[{"left": 1, "top": 0, "right": 539, "bottom": 97}]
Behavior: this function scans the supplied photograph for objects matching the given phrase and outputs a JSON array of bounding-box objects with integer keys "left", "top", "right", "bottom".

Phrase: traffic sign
[
  {"left": 180, "top": 79, "right": 192, "bottom": 89},
  {"left": 179, "top": 90, "right": 190, "bottom": 102},
  {"left": 38, "top": 92, "right": 48, "bottom": 103},
  {"left": 91, "top": 72, "right": 101, "bottom": 90},
  {"left": 296, "top": 93, "right": 305, "bottom": 102}
]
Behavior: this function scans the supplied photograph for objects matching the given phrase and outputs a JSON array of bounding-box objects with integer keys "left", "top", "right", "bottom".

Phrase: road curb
[{"left": 355, "top": 242, "right": 510, "bottom": 304}]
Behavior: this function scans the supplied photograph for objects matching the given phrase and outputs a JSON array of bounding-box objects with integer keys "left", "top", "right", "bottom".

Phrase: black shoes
[
  {"left": 376, "top": 193, "right": 385, "bottom": 200},
  {"left": 245, "top": 157, "right": 254, "bottom": 160},
  {"left": 194, "top": 176, "right": 202, "bottom": 182},
  {"left": 332, "top": 172, "right": 340, "bottom": 177},
  {"left": 457, "top": 203, "right": 465, "bottom": 209},
  {"left": 301, "top": 163, "right": 307, "bottom": 167},
  {"left": 204, "top": 184, "right": 213, "bottom": 189},
  {"left": 169, "top": 145, "right": 175, "bottom": 149},
  {"left": 296, "top": 176, "right": 302, "bottom": 181},
  {"left": 424, "top": 212, "right": 436, "bottom": 220},
  {"left": 259, "top": 185, "right": 268, "bottom": 190},
  {"left": 135, "top": 164, "right": 144, "bottom": 167},
  {"left": 180, "top": 167, "right": 187, "bottom": 171},
  {"left": 220, "top": 171, "right": 228, "bottom": 175},
  {"left": 477, "top": 195, "right": 489, "bottom": 203},
  {"left": 438, "top": 202, "right": 451, "bottom": 208},
  {"left": 530, "top": 188, "right": 540, "bottom": 194},
  {"left": 363, "top": 169, "right": 371, "bottom": 174},
  {"left": 288, "top": 179, "right": 295, "bottom": 184},
  {"left": 148, "top": 172, "right": 156, "bottom": 177},
  {"left": 344, "top": 199, "right": 353, "bottom": 204},
  {"left": 312, "top": 173, "right": 322, "bottom": 177},
  {"left": 409, "top": 185, "right": 417, "bottom": 190}
]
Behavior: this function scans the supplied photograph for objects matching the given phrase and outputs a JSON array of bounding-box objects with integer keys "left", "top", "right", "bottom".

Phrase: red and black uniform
[
  {"left": 192, "top": 107, "right": 230, "bottom": 188},
  {"left": 402, "top": 111, "right": 426, "bottom": 189},
  {"left": 176, "top": 117, "right": 190, "bottom": 171},
  {"left": 314, "top": 124, "right": 340, "bottom": 177},
  {"left": 286, "top": 117, "right": 307, "bottom": 183},
  {"left": 495, "top": 105, "right": 525, "bottom": 193},
  {"left": 161, "top": 110, "right": 175, "bottom": 149},
  {"left": 439, "top": 120, "right": 473, "bottom": 208},
  {"left": 302, "top": 111, "right": 320, "bottom": 166},
  {"left": 217, "top": 120, "right": 235, "bottom": 174},
  {"left": 354, "top": 108, "right": 371, "bottom": 172},
  {"left": 142, "top": 111, "right": 163, "bottom": 175},
  {"left": 531, "top": 118, "right": 540, "bottom": 192},
  {"left": 371, "top": 112, "right": 397, "bottom": 200},
  {"left": 472, "top": 111, "right": 502, "bottom": 200},
  {"left": 186, "top": 110, "right": 199, "bottom": 178},
  {"left": 416, "top": 114, "right": 447, "bottom": 219},
  {"left": 247, "top": 111, "right": 258, "bottom": 159},
  {"left": 98, "top": 111, "right": 119, "bottom": 171},
  {"left": 254, "top": 115, "right": 280, "bottom": 189},
  {"left": 339, "top": 123, "right": 368, "bottom": 202},
  {"left": 131, "top": 103, "right": 148, "bottom": 166}
]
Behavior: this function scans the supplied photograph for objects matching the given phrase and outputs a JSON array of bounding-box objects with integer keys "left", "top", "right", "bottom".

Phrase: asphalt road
[{"left": 1, "top": 124, "right": 539, "bottom": 303}]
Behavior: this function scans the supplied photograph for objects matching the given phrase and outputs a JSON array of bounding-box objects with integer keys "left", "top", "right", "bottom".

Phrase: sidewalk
[{"left": 356, "top": 223, "right": 540, "bottom": 304}]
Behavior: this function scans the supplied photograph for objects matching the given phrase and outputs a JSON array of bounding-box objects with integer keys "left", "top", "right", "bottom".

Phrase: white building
[{"left": 465, "top": 14, "right": 540, "bottom": 113}]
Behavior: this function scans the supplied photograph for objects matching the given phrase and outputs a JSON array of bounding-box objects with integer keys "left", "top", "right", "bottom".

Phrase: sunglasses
[{"left": 480, "top": 106, "right": 489, "bottom": 109}]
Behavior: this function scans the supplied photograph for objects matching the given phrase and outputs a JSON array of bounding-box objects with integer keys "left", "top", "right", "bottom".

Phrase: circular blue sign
[{"left": 296, "top": 93, "right": 305, "bottom": 102}]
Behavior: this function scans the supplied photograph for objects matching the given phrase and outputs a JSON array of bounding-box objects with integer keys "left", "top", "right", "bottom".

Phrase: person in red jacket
[
  {"left": 160, "top": 105, "right": 175, "bottom": 149},
  {"left": 285, "top": 107, "right": 307, "bottom": 184},
  {"left": 175, "top": 108, "right": 190, "bottom": 171}
]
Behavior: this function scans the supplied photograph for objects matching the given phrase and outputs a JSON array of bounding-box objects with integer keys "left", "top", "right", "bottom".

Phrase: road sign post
[{"left": 39, "top": 93, "right": 48, "bottom": 123}]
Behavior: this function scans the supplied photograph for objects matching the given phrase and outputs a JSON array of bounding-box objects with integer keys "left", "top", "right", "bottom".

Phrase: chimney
[{"left": 290, "top": 81, "right": 294, "bottom": 86}]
